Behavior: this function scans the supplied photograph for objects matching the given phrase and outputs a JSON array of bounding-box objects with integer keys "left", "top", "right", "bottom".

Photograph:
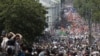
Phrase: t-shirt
[{"left": 1, "top": 37, "right": 9, "bottom": 49}]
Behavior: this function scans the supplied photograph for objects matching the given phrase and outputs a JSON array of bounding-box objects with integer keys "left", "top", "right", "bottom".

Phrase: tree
[
  {"left": 73, "top": 0, "right": 100, "bottom": 23},
  {"left": 0, "top": 0, "right": 47, "bottom": 42},
  {"left": 73, "top": 0, "right": 100, "bottom": 45}
]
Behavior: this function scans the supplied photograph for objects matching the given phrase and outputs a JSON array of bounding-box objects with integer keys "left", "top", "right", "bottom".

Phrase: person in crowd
[
  {"left": 14, "top": 33, "right": 23, "bottom": 56},
  {"left": 25, "top": 47, "right": 33, "bottom": 56},
  {"left": 1, "top": 31, "right": 8, "bottom": 52},
  {"left": 38, "top": 49, "right": 46, "bottom": 56},
  {"left": 0, "top": 30, "right": 6, "bottom": 47},
  {"left": 18, "top": 43, "right": 26, "bottom": 56},
  {"left": 6, "top": 32, "right": 16, "bottom": 56}
]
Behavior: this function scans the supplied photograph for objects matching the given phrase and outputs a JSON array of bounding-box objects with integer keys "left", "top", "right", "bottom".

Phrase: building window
[{"left": 46, "top": 16, "right": 49, "bottom": 22}]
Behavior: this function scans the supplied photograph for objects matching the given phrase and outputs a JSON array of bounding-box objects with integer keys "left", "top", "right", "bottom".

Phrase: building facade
[{"left": 39, "top": 0, "right": 60, "bottom": 32}]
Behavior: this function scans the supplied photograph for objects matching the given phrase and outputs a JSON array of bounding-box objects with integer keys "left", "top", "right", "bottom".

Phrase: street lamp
[
  {"left": 88, "top": 9, "right": 92, "bottom": 46},
  {"left": 84, "top": 0, "right": 93, "bottom": 46}
]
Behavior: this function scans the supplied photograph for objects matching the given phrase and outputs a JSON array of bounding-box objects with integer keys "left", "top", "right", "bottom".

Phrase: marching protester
[
  {"left": 0, "top": 31, "right": 100, "bottom": 56},
  {"left": 6, "top": 32, "right": 16, "bottom": 56},
  {"left": 0, "top": 31, "right": 23, "bottom": 56}
]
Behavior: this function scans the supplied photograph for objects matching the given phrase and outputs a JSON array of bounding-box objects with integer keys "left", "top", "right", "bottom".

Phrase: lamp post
[
  {"left": 88, "top": 9, "right": 92, "bottom": 46},
  {"left": 85, "top": 0, "right": 93, "bottom": 46}
]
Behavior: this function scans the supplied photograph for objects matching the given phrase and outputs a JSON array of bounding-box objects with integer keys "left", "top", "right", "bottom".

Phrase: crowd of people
[
  {"left": 0, "top": 30, "right": 100, "bottom": 56},
  {"left": 32, "top": 37, "right": 100, "bottom": 56},
  {"left": 0, "top": 31, "right": 33, "bottom": 56}
]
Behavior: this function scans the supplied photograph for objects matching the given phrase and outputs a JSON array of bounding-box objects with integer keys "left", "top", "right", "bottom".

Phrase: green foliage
[
  {"left": 0, "top": 0, "right": 47, "bottom": 41},
  {"left": 74, "top": 0, "right": 100, "bottom": 23}
]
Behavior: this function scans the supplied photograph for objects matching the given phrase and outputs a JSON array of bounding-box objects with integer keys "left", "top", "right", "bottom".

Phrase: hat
[{"left": 16, "top": 33, "right": 23, "bottom": 39}]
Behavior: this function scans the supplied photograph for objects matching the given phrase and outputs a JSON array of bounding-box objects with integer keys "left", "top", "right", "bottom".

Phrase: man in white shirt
[{"left": 1, "top": 35, "right": 8, "bottom": 51}]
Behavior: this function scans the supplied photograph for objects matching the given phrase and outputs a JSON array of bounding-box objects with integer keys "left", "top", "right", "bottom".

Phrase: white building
[{"left": 39, "top": 0, "right": 60, "bottom": 32}]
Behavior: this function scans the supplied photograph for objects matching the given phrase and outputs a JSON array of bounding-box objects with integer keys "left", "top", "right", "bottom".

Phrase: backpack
[
  {"left": 6, "top": 39, "right": 16, "bottom": 55},
  {"left": 7, "top": 47, "right": 13, "bottom": 55}
]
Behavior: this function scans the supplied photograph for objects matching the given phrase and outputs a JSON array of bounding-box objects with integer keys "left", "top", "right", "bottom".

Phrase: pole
[
  {"left": 88, "top": 9, "right": 93, "bottom": 46},
  {"left": 88, "top": 9, "right": 92, "bottom": 45},
  {"left": 85, "top": 0, "right": 92, "bottom": 46}
]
